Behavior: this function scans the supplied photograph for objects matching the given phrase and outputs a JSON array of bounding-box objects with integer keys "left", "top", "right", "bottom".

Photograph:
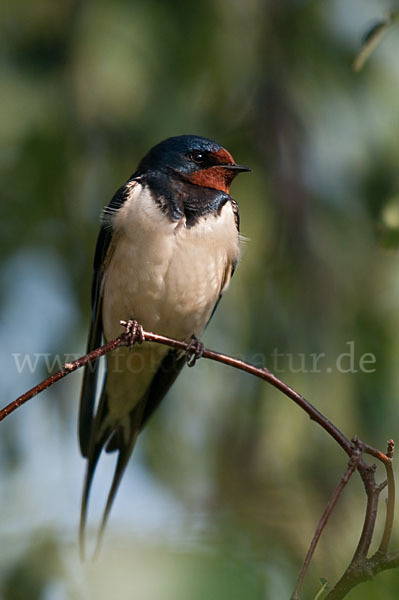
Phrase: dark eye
[{"left": 189, "top": 151, "right": 208, "bottom": 164}]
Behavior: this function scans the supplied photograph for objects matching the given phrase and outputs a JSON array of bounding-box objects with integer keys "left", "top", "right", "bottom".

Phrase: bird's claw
[
  {"left": 120, "top": 319, "right": 145, "bottom": 347},
  {"left": 186, "top": 335, "right": 205, "bottom": 367}
]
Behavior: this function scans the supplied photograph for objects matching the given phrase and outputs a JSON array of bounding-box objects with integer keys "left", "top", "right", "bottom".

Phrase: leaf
[
  {"left": 353, "top": 19, "right": 389, "bottom": 72},
  {"left": 353, "top": 9, "right": 399, "bottom": 72}
]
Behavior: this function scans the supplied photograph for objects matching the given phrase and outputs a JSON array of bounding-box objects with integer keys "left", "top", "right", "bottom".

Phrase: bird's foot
[
  {"left": 186, "top": 335, "right": 205, "bottom": 367},
  {"left": 120, "top": 319, "right": 145, "bottom": 347}
]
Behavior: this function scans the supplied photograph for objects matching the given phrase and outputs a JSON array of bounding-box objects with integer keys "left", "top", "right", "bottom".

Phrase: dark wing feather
[
  {"left": 78, "top": 227, "right": 110, "bottom": 457},
  {"left": 78, "top": 178, "right": 139, "bottom": 457}
]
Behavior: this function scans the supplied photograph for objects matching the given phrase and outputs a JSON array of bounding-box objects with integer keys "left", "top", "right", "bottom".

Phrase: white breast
[{"left": 101, "top": 182, "right": 239, "bottom": 342}]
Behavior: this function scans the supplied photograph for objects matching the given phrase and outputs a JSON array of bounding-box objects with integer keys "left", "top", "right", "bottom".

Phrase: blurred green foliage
[{"left": 1, "top": 0, "right": 398, "bottom": 599}]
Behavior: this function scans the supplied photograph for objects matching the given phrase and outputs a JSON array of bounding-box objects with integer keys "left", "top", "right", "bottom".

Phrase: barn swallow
[{"left": 79, "top": 134, "right": 250, "bottom": 557}]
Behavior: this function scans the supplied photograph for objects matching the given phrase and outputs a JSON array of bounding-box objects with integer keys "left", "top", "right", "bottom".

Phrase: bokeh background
[{"left": 1, "top": 1, "right": 398, "bottom": 598}]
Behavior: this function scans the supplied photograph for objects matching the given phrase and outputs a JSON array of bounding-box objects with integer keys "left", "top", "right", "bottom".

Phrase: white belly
[{"left": 102, "top": 183, "right": 239, "bottom": 342}]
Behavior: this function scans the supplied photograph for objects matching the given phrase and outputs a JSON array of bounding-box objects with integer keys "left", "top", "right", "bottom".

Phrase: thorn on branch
[{"left": 376, "top": 480, "right": 388, "bottom": 494}]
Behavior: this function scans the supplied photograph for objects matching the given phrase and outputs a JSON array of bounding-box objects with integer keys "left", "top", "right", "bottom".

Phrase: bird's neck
[{"left": 144, "top": 171, "right": 232, "bottom": 228}]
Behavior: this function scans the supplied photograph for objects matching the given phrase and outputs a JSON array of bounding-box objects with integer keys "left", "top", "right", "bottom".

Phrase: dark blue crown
[{"left": 135, "top": 135, "right": 224, "bottom": 175}]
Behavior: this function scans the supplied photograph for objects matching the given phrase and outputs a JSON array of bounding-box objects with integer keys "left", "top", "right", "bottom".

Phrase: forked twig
[
  {"left": 291, "top": 449, "right": 362, "bottom": 600},
  {"left": 325, "top": 438, "right": 397, "bottom": 599}
]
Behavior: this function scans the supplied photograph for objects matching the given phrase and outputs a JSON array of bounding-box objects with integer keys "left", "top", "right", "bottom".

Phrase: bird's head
[{"left": 135, "top": 135, "right": 250, "bottom": 193}]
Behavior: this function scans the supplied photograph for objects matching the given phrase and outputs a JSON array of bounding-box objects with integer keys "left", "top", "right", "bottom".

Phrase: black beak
[{"left": 220, "top": 163, "right": 251, "bottom": 173}]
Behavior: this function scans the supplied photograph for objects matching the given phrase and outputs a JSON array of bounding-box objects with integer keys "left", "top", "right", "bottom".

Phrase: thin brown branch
[
  {"left": 0, "top": 336, "right": 124, "bottom": 422},
  {"left": 379, "top": 443, "right": 396, "bottom": 554},
  {"left": 348, "top": 465, "right": 380, "bottom": 563},
  {"left": 0, "top": 324, "right": 357, "bottom": 459},
  {"left": 141, "top": 329, "right": 356, "bottom": 457},
  {"left": 291, "top": 450, "right": 361, "bottom": 600}
]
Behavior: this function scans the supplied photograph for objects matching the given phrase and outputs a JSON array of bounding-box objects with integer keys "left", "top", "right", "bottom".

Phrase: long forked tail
[
  {"left": 79, "top": 406, "right": 143, "bottom": 561},
  {"left": 79, "top": 434, "right": 106, "bottom": 561}
]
